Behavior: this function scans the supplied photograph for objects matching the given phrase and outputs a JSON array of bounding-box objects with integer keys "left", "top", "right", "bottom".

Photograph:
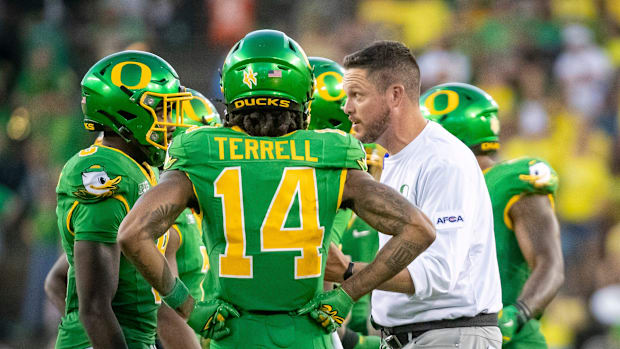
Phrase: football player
[
  {"left": 420, "top": 82, "right": 564, "bottom": 349},
  {"left": 308, "top": 56, "right": 381, "bottom": 349},
  {"left": 116, "top": 29, "right": 435, "bottom": 349},
  {"left": 54, "top": 50, "right": 196, "bottom": 348},
  {"left": 47, "top": 87, "right": 221, "bottom": 349}
]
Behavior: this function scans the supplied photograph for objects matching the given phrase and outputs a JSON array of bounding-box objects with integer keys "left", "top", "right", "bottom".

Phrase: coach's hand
[
  {"left": 296, "top": 286, "right": 354, "bottom": 333},
  {"left": 325, "top": 242, "right": 350, "bottom": 283},
  {"left": 498, "top": 304, "right": 529, "bottom": 343},
  {"left": 187, "top": 299, "right": 240, "bottom": 340}
]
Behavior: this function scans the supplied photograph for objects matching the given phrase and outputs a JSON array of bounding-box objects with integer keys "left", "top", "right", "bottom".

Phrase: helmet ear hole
[
  {"left": 118, "top": 110, "right": 137, "bottom": 121},
  {"left": 231, "top": 42, "right": 241, "bottom": 53}
]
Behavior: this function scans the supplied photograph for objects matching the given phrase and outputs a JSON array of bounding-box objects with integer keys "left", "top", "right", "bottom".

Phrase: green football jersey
[
  {"left": 341, "top": 213, "right": 379, "bottom": 335},
  {"left": 198, "top": 210, "right": 218, "bottom": 300},
  {"left": 484, "top": 157, "right": 558, "bottom": 306},
  {"left": 55, "top": 144, "right": 167, "bottom": 348},
  {"left": 165, "top": 126, "right": 366, "bottom": 311},
  {"left": 330, "top": 208, "right": 354, "bottom": 246},
  {"left": 341, "top": 213, "right": 379, "bottom": 264},
  {"left": 173, "top": 208, "right": 208, "bottom": 302}
]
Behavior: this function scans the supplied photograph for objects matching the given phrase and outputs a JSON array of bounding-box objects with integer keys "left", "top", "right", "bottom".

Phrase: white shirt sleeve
[{"left": 406, "top": 159, "right": 473, "bottom": 299}]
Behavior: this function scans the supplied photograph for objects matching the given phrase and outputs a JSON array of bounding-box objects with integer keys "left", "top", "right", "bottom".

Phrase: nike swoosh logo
[
  {"left": 352, "top": 230, "right": 370, "bottom": 238},
  {"left": 504, "top": 319, "right": 514, "bottom": 327}
]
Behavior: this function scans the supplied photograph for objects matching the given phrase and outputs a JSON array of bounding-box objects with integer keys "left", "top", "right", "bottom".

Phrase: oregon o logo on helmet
[
  {"left": 182, "top": 97, "right": 212, "bottom": 123},
  {"left": 424, "top": 90, "right": 459, "bottom": 115},
  {"left": 110, "top": 61, "right": 152, "bottom": 89},
  {"left": 316, "top": 72, "right": 345, "bottom": 101}
]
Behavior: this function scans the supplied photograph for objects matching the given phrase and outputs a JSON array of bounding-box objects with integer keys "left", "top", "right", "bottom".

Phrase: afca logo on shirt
[
  {"left": 436, "top": 216, "right": 464, "bottom": 224},
  {"left": 432, "top": 211, "right": 465, "bottom": 230}
]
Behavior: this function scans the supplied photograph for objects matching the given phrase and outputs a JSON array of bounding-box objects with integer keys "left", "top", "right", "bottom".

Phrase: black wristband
[
  {"left": 514, "top": 300, "right": 532, "bottom": 324},
  {"left": 341, "top": 326, "right": 360, "bottom": 349},
  {"left": 343, "top": 262, "right": 355, "bottom": 281}
]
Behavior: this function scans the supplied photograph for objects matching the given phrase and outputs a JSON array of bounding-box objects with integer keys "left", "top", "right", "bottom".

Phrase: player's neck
[
  {"left": 476, "top": 155, "right": 495, "bottom": 171},
  {"left": 101, "top": 135, "right": 149, "bottom": 166}
]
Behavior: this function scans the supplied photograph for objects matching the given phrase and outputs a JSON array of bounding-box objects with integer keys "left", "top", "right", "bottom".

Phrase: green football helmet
[
  {"left": 220, "top": 29, "right": 314, "bottom": 118},
  {"left": 172, "top": 88, "right": 221, "bottom": 138},
  {"left": 81, "top": 50, "right": 193, "bottom": 166},
  {"left": 307, "top": 57, "right": 351, "bottom": 132},
  {"left": 420, "top": 82, "right": 500, "bottom": 153}
]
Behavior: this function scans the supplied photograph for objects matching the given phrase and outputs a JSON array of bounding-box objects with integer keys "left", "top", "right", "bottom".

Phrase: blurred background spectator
[{"left": 0, "top": 0, "right": 619, "bottom": 348}]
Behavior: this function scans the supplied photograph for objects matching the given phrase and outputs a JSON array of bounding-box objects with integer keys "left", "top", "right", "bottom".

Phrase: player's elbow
[
  {"left": 43, "top": 273, "right": 57, "bottom": 301},
  {"left": 533, "top": 253, "right": 565, "bottom": 291},
  {"left": 117, "top": 221, "right": 140, "bottom": 256},
  {"left": 552, "top": 258, "right": 565, "bottom": 289},
  {"left": 413, "top": 209, "right": 436, "bottom": 248},
  {"left": 79, "top": 298, "right": 112, "bottom": 324}
]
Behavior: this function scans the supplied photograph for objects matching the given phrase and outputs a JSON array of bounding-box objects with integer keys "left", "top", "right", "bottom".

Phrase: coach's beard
[{"left": 359, "top": 106, "right": 391, "bottom": 144}]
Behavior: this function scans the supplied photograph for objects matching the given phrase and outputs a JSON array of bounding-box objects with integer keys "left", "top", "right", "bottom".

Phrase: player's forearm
[
  {"left": 510, "top": 194, "right": 564, "bottom": 317},
  {"left": 118, "top": 199, "right": 186, "bottom": 296},
  {"left": 517, "top": 258, "right": 564, "bottom": 317},
  {"left": 341, "top": 230, "right": 430, "bottom": 300},
  {"left": 344, "top": 262, "right": 415, "bottom": 294},
  {"left": 80, "top": 305, "right": 128, "bottom": 349},
  {"left": 119, "top": 236, "right": 177, "bottom": 296},
  {"left": 157, "top": 304, "right": 201, "bottom": 349}
]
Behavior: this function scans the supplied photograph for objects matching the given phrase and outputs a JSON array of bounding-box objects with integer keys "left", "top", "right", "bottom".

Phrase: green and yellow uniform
[
  {"left": 330, "top": 209, "right": 354, "bottom": 246},
  {"left": 341, "top": 214, "right": 379, "bottom": 335},
  {"left": 165, "top": 126, "right": 367, "bottom": 349},
  {"left": 172, "top": 209, "right": 209, "bottom": 345},
  {"left": 484, "top": 157, "right": 558, "bottom": 349},
  {"left": 55, "top": 144, "right": 168, "bottom": 349},
  {"left": 173, "top": 209, "right": 208, "bottom": 302}
]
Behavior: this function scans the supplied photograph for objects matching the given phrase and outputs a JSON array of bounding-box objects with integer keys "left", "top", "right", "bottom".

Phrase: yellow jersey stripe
[
  {"left": 66, "top": 200, "right": 79, "bottom": 236},
  {"left": 336, "top": 169, "right": 348, "bottom": 210},
  {"left": 503, "top": 194, "right": 523, "bottom": 230}
]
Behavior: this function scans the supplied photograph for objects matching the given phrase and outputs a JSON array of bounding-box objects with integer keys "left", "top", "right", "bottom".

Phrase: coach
[{"left": 325, "top": 41, "right": 502, "bottom": 349}]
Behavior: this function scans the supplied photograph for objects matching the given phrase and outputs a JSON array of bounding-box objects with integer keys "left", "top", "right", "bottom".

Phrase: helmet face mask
[
  {"left": 308, "top": 57, "right": 352, "bottom": 132},
  {"left": 220, "top": 30, "right": 315, "bottom": 121},
  {"left": 81, "top": 50, "right": 193, "bottom": 166},
  {"left": 420, "top": 82, "right": 500, "bottom": 153},
  {"left": 139, "top": 90, "right": 194, "bottom": 149},
  {"left": 171, "top": 88, "right": 222, "bottom": 138}
]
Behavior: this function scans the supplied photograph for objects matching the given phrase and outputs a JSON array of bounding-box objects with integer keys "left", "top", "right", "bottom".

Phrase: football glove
[
  {"left": 498, "top": 302, "right": 531, "bottom": 344},
  {"left": 295, "top": 286, "right": 354, "bottom": 333},
  {"left": 187, "top": 298, "right": 240, "bottom": 340}
]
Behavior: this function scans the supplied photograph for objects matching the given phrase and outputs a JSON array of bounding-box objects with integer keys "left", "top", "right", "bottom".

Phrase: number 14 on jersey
[{"left": 214, "top": 167, "right": 325, "bottom": 279}]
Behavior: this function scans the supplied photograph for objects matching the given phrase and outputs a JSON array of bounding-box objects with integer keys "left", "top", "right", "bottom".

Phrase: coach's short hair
[{"left": 343, "top": 41, "right": 421, "bottom": 99}]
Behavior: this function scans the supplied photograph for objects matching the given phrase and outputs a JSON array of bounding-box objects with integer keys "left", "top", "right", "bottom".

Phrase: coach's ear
[{"left": 385, "top": 83, "right": 406, "bottom": 109}]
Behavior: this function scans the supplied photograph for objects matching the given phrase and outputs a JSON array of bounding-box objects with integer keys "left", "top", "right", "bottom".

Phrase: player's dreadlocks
[{"left": 224, "top": 109, "right": 307, "bottom": 137}]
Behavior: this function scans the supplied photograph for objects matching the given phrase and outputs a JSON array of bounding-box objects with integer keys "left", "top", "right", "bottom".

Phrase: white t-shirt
[{"left": 371, "top": 121, "right": 502, "bottom": 327}]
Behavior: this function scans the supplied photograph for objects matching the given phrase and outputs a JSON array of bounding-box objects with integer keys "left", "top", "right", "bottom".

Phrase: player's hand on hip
[
  {"left": 324, "top": 242, "right": 350, "bottom": 283},
  {"left": 187, "top": 298, "right": 240, "bottom": 340},
  {"left": 498, "top": 304, "right": 527, "bottom": 343},
  {"left": 295, "top": 286, "right": 354, "bottom": 333}
]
